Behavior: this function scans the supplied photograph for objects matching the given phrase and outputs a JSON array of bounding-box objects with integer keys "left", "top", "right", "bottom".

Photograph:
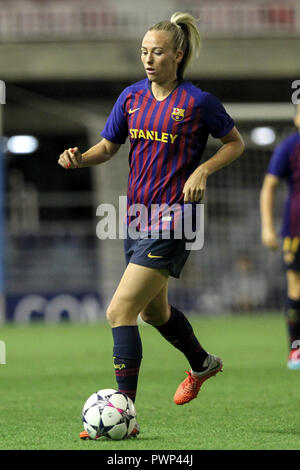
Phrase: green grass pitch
[{"left": 1, "top": 314, "right": 300, "bottom": 450}]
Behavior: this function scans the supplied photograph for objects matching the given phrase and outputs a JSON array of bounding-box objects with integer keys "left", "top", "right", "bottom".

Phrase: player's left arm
[{"left": 183, "top": 126, "right": 245, "bottom": 203}]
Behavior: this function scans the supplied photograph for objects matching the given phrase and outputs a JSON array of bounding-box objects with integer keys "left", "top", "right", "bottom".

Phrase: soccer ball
[{"left": 82, "top": 388, "right": 137, "bottom": 440}]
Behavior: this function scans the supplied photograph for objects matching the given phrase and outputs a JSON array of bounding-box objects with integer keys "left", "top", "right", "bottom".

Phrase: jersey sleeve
[
  {"left": 101, "top": 89, "right": 129, "bottom": 144},
  {"left": 201, "top": 92, "right": 235, "bottom": 139},
  {"left": 267, "top": 140, "right": 290, "bottom": 178}
]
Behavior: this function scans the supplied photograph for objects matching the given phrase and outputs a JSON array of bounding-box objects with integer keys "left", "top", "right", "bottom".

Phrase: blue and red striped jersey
[
  {"left": 267, "top": 131, "right": 300, "bottom": 237},
  {"left": 101, "top": 78, "right": 234, "bottom": 230}
]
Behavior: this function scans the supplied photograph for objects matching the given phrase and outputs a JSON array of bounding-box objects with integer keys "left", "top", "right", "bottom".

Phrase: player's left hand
[{"left": 183, "top": 166, "right": 209, "bottom": 202}]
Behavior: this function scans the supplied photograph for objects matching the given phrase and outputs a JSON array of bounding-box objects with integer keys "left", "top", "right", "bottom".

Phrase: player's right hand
[
  {"left": 58, "top": 147, "right": 82, "bottom": 169},
  {"left": 261, "top": 227, "right": 279, "bottom": 250}
]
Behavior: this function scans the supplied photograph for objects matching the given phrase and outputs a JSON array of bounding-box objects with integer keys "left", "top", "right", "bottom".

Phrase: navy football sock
[
  {"left": 154, "top": 305, "right": 208, "bottom": 372},
  {"left": 285, "top": 297, "right": 300, "bottom": 350},
  {"left": 112, "top": 325, "right": 142, "bottom": 403}
]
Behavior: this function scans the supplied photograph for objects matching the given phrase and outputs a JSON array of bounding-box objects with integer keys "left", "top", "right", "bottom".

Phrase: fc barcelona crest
[{"left": 171, "top": 107, "right": 185, "bottom": 122}]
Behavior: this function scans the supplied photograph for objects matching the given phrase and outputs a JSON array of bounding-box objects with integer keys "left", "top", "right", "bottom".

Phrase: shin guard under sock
[{"left": 112, "top": 325, "right": 142, "bottom": 403}]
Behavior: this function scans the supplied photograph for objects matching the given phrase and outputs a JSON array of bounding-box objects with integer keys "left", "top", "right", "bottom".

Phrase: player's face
[{"left": 141, "top": 30, "right": 183, "bottom": 85}]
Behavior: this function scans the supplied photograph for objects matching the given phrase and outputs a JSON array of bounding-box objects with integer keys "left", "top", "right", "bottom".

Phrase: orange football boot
[{"left": 174, "top": 354, "right": 223, "bottom": 405}]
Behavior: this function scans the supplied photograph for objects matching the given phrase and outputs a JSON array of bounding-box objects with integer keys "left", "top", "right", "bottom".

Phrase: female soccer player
[
  {"left": 260, "top": 104, "right": 300, "bottom": 370},
  {"left": 58, "top": 12, "right": 244, "bottom": 437}
]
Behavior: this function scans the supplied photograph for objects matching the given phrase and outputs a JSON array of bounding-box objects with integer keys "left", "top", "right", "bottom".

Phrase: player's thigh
[
  {"left": 140, "top": 282, "right": 170, "bottom": 326},
  {"left": 107, "top": 262, "right": 169, "bottom": 324},
  {"left": 286, "top": 269, "right": 300, "bottom": 299}
]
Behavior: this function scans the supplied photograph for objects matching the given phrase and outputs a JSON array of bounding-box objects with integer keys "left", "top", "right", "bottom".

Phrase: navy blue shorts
[
  {"left": 124, "top": 229, "right": 194, "bottom": 278},
  {"left": 282, "top": 236, "right": 300, "bottom": 272}
]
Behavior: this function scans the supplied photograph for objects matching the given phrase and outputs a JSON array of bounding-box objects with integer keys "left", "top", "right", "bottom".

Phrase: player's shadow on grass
[
  {"left": 254, "top": 428, "right": 300, "bottom": 436},
  {"left": 98, "top": 436, "right": 161, "bottom": 444}
]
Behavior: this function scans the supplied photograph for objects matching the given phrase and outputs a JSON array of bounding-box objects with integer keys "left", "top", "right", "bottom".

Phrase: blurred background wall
[{"left": 1, "top": 0, "right": 299, "bottom": 322}]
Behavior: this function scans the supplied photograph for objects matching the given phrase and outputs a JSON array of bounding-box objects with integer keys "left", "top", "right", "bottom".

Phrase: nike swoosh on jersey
[
  {"left": 147, "top": 252, "right": 163, "bottom": 259},
  {"left": 129, "top": 107, "right": 140, "bottom": 114}
]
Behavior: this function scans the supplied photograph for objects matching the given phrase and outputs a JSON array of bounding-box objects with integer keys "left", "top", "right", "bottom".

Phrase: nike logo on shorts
[
  {"left": 147, "top": 252, "right": 163, "bottom": 259},
  {"left": 129, "top": 107, "right": 140, "bottom": 114}
]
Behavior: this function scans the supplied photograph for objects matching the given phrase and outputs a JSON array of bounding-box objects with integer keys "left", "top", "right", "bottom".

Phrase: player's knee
[
  {"left": 140, "top": 307, "right": 167, "bottom": 326},
  {"left": 106, "top": 298, "right": 139, "bottom": 327},
  {"left": 139, "top": 309, "right": 153, "bottom": 324},
  {"left": 288, "top": 287, "right": 300, "bottom": 300},
  {"left": 106, "top": 302, "right": 121, "bottom": 327},
  {"left": 287, "top": 271, "right": 300, "bottom": 299}
]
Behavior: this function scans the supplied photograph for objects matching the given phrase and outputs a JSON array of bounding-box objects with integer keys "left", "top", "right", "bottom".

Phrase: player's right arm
[
  {"left": 260, "top": 173, "right": 280, "bottom": 250},
  {"left": 58, "top": 138, "right": 121, "bottom": 169},
  {"left": 59, "top": 86, "right": 129, "bottom": 170}
]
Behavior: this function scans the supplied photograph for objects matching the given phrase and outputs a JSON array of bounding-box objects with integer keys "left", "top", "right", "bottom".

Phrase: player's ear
[{"left": 175, "top": 49, "right": 184, "bottom": 64}]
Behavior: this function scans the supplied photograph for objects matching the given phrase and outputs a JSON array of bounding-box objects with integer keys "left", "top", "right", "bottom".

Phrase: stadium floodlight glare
[
  {"left": 250, "top": 127, "right": 276, "bottom": 146},
  {"left": 7, "top": 135, "right": 39, "bottom": 154}
]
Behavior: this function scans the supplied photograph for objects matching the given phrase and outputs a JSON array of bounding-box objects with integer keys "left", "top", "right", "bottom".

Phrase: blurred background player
[
  {"left": 260, "top": 103, "right": 300, "bottom": 370},
  {"left": 59, "top": 11, "right": 245, "bottom": 437}
]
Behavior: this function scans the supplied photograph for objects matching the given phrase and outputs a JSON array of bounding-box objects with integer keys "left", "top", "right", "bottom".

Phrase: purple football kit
[
  {"left": 267, "top": 131, "right": 300, "bottom": 270},
  {"left": 101, "top": 78, "right": 234, "bottom": 276}
]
